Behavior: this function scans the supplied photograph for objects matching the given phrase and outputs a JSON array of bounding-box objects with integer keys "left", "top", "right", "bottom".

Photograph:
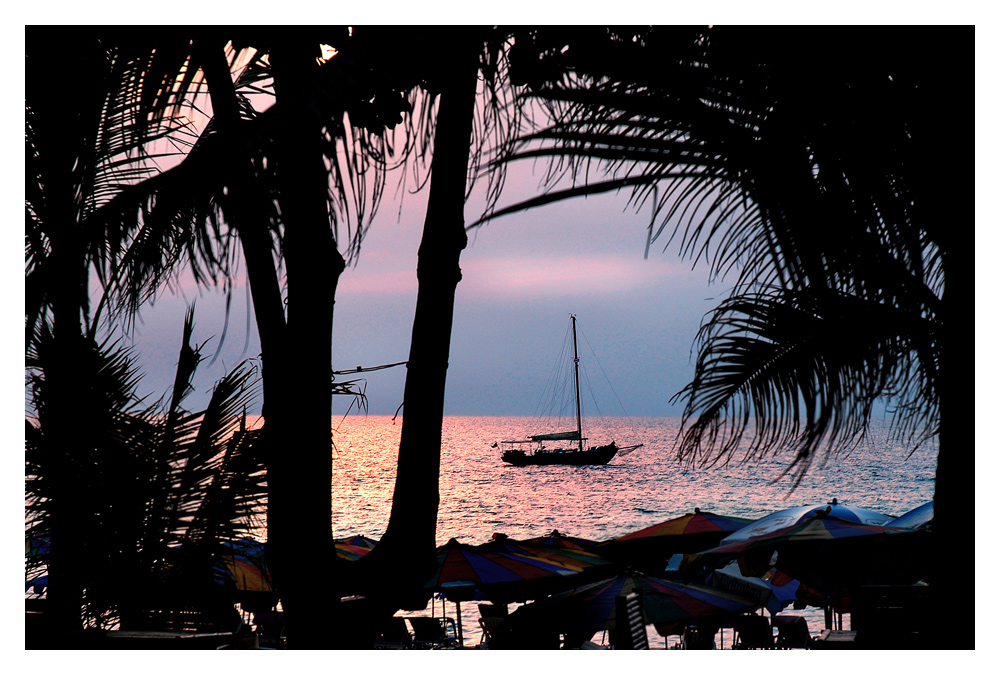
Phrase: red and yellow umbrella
[{"left": 599, "top": 509, "right": 754, "bottom": 571}]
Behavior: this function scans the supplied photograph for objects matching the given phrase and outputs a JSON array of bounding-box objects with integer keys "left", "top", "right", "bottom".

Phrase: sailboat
[{"left": 496, "top": 315, "right": 643, "bottom": 467}]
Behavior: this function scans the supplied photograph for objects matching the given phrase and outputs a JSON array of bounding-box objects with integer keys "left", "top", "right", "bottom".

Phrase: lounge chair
[
  {"left": 408, "top": 616, "right": 459, "bottom": 649},
  {"left": 479, "top": 616, "right": 505, "bottom": 648},
  {"left": 478, "top": 602, "right": 509, "bottom": 618},
  {"left": 373, "top": 617, "right": 412, "bottom": 649},
  {"left": 732, "top": 614, "right": 774, "bottom": 649},
  {"left": 612, "top": 592, "right": 649, "bottom": 650}
]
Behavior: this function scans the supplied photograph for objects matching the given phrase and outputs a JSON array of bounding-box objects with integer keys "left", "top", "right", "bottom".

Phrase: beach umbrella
[
  {"left": 481, "top": 534, "right": 615, "bottom": 573},
  {"left": 25, "top": 531, "right": 50, "bottom": 558},
  {"left": 522, "top": 530, "right": 598, "bottom": 551},
  {"left": 719, "top": 498, "right": 892, "bottom": 545},
  {"left": 427, "top": 539, "right": 585, "bottom": 593},
  {"left": 26, "top": 574, "right": 48, "bottom": 594},
  {"left": 25, "top": 531, "right": 49, "bottom": 594},
  {"left": 707, "top": 561, "right": 800, "bottom": 616},
  {"left": 333, "top": 534, "right": 378, "bottom": 561},
  {"left": 599, "top": 509, "right": 754, "bottom": 571},
  {"left": 216, "top": 538, "right": 272, "bottom": 593},
  {"left": 692, "top": 514, "right": 931, "bottom": 628},
  {"left": 887, "top": 501, "right": 933, "bottom": 530},
  {"left": 702, "top": 515, "right": 922, "bottom": 574},
  {"left": 427, "top": 538, "right": 587, "bottom": 646},
  {"left": 507, "top": 571, "right": 761, "bottom": 643}
]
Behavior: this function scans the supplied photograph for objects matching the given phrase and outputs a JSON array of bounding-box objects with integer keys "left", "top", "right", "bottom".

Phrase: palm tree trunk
[
  {"left": 269, "top": 40, "right": 343, "bottom": 649},
  {"left": 931, "top": 188, "right": 973, "bottom": 650},
  {"left": 201, "top": 40, "right": 339, "bottom": 647},
  {"left": 42, "top": 193, "right": 91, "bottom": 643},
  {"left": 367, "top": 45, "right": 479, "bottom": 604}
]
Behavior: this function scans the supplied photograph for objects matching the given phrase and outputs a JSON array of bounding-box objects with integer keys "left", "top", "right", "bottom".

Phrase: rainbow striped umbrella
[
  {"left": 25, "top": 531, "right": 50, "bottom": 558},
  {"left": 522, "top": 531, "right": 598, "bottom": 551},
  {"left": 614, "top": 510, "right": 754, "bottom": 543},
  {"left": 515, "top": 571, "right": 761, "bottom": 639},
  {"left": 483, "top": 539, "right": 618, "bottom": 589},
  {"left": 334, "top": 534, "right": 377, "bottom": 561},
  {"left": 599, "top": 510, "right": 753, "bottom": 570},
  {"left": 216, "top": 538, "right": 272, "bottom": 593},
  {"left": 427, "top": 539, "right": 584, "bottom": 597}
]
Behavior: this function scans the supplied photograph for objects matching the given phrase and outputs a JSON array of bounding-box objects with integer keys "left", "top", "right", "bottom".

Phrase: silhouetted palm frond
[
  {"left": 671, "top": 287, "right": 940, "bottom": 486},
  {"left": 483, "top": 26, "right": 951, "bottom": 473},
  {"left": 25, "top": 310, "right": 265, "bottom": 627}
]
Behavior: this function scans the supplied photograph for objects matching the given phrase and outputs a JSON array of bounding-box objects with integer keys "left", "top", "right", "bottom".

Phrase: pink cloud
[{"left": 460, "top": 254, "right": 686, "bottom": 298}]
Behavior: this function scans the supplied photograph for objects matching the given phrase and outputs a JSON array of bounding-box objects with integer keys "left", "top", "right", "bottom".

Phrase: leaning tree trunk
[
  {"left": 268, "top": 40, "right": 344, "bottom": 649},
  {"left": 358, "top": 43, "right": 480, "bottom": 625}
]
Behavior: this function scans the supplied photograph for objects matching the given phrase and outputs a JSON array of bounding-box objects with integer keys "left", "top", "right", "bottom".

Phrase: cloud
[{"left": 460, "top": 254, "right": 690, "bottom": 299}]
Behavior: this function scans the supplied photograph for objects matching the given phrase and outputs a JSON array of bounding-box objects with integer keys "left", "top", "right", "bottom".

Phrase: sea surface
[{"left": 318, "top": 415, "right": 937, "bottom": 648}]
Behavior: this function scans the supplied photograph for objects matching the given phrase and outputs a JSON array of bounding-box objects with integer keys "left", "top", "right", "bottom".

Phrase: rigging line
[
  {"left": 579, "top": 363, "right": 606, "bottom": 422},
  {"left": 332, "top": 360, "right": 407, "bottom": 376},
  {"left": 579, "top": 326, "right": 643, "bottom": 442},
  {"left": 533, "top": 321, "right": 574, "bottom": 423}
]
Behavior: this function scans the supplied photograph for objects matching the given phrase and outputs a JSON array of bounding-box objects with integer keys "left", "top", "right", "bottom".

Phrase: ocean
[{"left": 320, "top": 414, "right": 936, "bottom": 648}]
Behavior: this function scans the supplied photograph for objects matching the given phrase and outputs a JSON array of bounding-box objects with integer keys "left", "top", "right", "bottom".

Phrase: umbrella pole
[{"left": 454, "top": 600, "right": 464, "bottom": 648}]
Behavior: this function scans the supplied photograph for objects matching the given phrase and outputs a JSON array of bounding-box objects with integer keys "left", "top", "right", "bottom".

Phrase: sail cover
[{"left": 530, "top": 431, "right": 581, "bottom": 442}]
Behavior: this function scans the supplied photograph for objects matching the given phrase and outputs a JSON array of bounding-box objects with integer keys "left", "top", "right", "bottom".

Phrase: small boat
[{"left": 496, "top": 315, "right": 642, "bottom": 467}]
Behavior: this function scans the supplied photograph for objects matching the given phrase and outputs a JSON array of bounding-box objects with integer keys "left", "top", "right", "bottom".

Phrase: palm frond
[
  {"left": 25, "top": 309, "right": 265, "bottom": 627},
  {"left": 672, "top": 287, "right": 940, "bottom": 485}
]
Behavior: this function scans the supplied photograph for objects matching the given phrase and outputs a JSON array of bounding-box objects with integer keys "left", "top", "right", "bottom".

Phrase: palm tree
[
  {"left": 63, "top": 29, "right": 403, "bottom": 645},
  {"left": 25, "top": 31, "right": 208, "bottom": 637},
  {"left": 26, "top": 309, "right": 266, "bottom": 635},
  {"left": 334, "top": 29, "right": 537, "bottom": 638},
  {"left": 88, "top": 27, "right": 532, "bottom": 645},
  {"left": 48, "top": 26, "right": 517, "bottom": 645},
  {"left": 480, "top": 26, "right": 971, "bottom": 647}
]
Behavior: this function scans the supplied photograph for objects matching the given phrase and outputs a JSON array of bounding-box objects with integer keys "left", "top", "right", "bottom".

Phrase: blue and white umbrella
[
  {"left": 887, "top": 501, "right": 933, "bottom": 530},
  {"left": 720, "top": 499, "right": 892, "bottom": 545}
]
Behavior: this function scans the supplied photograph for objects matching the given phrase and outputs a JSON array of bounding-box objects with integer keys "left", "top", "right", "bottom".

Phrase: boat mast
[{"left": 571, "top": 314, "right": 583, "bottom": 452}]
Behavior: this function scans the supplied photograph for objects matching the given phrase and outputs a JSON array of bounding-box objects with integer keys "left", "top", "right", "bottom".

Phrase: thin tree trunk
[{"left": 363, "top": 43, "right": 480, "bottom": 610}]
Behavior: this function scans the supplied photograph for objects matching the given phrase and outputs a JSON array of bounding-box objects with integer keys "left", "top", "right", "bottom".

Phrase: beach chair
[
  {"left": 408, "top": 616, "right": 459, "bottom": 649},
  {"left": 612, "top": 592, "right": 649, "bottom": 650},
  {"left": 478, "top": 602, "right": 509, "bottom": 618},
  {"left": 373, "top": 617, "right": 412, "bottom": 649},
  {"left": 773, "top": 615, "right": 811, "bottom": 649},
  {"left": 732, "top": 614, "right": 774, "bottom": 649},
  {"left": 478, "top": 617, "right": 505, "bottom": 648}
]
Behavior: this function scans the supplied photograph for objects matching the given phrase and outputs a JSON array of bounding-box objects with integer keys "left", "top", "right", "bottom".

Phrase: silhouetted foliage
[
  {"left": 25, "top": 311, "right": 265, "bottom": 629},
  {"left": 486, "top": 25, "right": 971, "bottom": 648}
]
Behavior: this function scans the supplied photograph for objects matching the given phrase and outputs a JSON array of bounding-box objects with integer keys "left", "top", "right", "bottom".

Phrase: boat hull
[{"left": 501, "top": 443, "right": 618, "bottom": 467}]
